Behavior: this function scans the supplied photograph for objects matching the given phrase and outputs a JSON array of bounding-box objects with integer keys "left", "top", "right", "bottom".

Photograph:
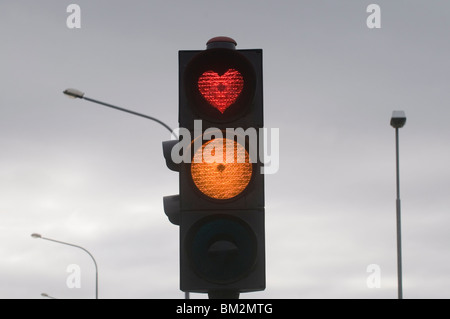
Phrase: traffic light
[{"left": 163, "top": 37, "right": 265, "bottom": 298}]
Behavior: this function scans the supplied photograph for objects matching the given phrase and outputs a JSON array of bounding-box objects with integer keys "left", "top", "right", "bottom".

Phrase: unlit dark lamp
[{"left": 390, "top": 110, "right": 406, "bottom": 128}]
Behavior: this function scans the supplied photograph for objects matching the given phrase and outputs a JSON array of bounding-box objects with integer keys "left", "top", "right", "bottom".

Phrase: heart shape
[{"left": 198, "top": 69, "right": 244, "bottom": 114}]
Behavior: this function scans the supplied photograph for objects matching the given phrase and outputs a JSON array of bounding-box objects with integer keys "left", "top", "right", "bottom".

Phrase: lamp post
[
  {"left": 390, "top": 110, "right": 406, "bottom": 299},
  {"left": 32, "top": 233, "right": 98, "bottom": 299},
  {"left": 41, "top": 292, "right": 57, "bottom": 299},
  {"left": 63, "top": 88, "right": 177, "bottom": 138},
  {"left": 63, "top": 88, "right": 185, "bottom": 298}
]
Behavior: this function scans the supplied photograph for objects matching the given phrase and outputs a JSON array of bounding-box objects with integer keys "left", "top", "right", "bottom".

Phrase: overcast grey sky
[{"left": 1, "top": 0, "right": 450, "bottom": 299}]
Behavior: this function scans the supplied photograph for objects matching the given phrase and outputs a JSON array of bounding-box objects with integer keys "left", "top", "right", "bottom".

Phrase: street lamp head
[
  {"left": 390, "top": 110, "right": 407, "bottom": 129},
  {"left": 31, "top": 233, "right": 42, "bottom": 239},
  {"left": 63, "top": 88, "right": 85, "bottom": 99}
]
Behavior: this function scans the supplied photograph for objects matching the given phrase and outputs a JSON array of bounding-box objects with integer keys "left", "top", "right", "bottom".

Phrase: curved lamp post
[
  {"left": 63, "top": 88, "right": 177, "bottom": 138},
  {"left": 41, "top": 292, "right": 57, "bottom": 299},
  {"left": 32, "top": 233, "right": 98, "bottom": 299},
  {"left": 62, "top": 88, "right": 183, "bottom": 298}
]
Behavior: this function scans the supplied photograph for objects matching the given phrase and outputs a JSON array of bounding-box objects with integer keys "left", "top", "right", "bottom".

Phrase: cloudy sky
[{"left": 1, "top": 0, "right": 449, "bottom": 299}]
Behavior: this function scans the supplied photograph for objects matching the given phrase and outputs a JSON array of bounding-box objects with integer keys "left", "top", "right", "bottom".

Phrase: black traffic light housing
[
  {"left": 163, "top": 37, "right": 265, "bottom": 297},
  {"left": 179, "top": 48, "right": 263, "bottom": 129}
]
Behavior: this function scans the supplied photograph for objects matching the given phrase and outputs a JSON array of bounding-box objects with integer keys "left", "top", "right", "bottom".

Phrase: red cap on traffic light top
[{"left": 206, "top": 37, "right": 237, "bottom": 50}]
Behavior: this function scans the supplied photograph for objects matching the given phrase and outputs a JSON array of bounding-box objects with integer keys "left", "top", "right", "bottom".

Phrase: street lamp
[
  {"left": 41, "top": 292, "right": 57, "bottom": 299},
  {"left": 390, "top": 110, "right": 406, "bottom": 299},
  {"left": 63, "top": 88, "right": 177, "bottom": 138},
  {"left": 31, "top": 233, "right": 98, "bottom": 299},
  {"left": 63, "top": 88, "right": 184, "bottom": 298}
]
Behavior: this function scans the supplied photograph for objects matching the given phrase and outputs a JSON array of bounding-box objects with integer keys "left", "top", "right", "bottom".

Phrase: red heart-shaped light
[{"left": 198, "top": 69, "right": 244, "bottom": 114}]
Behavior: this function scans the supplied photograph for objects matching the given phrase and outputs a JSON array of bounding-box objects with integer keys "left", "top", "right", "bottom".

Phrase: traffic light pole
[{"left": 208, "top": 291, "right": 240, "bottom": 299}]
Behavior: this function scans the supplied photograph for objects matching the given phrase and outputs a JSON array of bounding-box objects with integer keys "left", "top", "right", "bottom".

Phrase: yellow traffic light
[{"left": 191, "top": 138, "right": 252, "bottom": 200}]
